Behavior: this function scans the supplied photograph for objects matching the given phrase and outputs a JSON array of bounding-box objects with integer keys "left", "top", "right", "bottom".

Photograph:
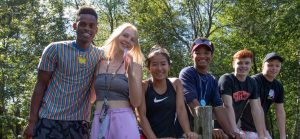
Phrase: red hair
[{"left": 233, "top": 49, "right": 253, "bottom": 61}]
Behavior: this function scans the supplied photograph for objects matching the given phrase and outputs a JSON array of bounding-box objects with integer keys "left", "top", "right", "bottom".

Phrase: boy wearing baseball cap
[
  {"left": 240, "top": 52, "right": 286, "bottom": 139},
  {"left": 179, "top": 37, "right": 236, "bottom": 138}
]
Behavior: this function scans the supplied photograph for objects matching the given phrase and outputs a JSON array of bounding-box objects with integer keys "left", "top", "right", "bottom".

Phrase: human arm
[
  {"left": 249, "top": 99, "right": 266, "bottom": 138},
  {"left": 214, "top": 106, "right": 238, "bottom": 138},
  {"left": 23, "top": 70, "right": 52, "bottom": 138},
  {"left": 24, "top": 44, "right": 56, "bottom": 138},
  {"left": 218, "top": 74, "right": 241, "bottom": 137},
  {"left": 171, "top": 78, "right": 198, "bottom": 139},
  {"left": 179, "top": 67, "right": 199, "bottom": 115},
  {"left": 274, "top": 81, "right": 286, "bottom": 139},
  {"left": 125, "top": 53, "right": 142, "bottom": 107},
  {"left": 275, "top": 103, "right": 286, "bottom": 139},
  {"left": 137, "top": 81, "right": 157, "bottom": 139},
  {"left": 188, "top": 99, "right": 200, "bottom": 116},
  {"left": 221, "top": 95, "right": 240, "bottom": 137},
  {"left": 90, "top": 86, "right": 96, "bottom": 104},
  {"left": 90, "top": 61, "right": 101, "bottom": 104}
]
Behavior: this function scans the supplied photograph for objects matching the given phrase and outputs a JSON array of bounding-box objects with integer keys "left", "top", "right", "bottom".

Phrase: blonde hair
[{"left": 103, "top": 23, "right": 144, "bottom": 65}]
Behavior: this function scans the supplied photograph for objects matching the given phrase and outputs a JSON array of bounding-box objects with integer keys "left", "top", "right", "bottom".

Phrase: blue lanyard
[{"left": 198, "top": 74, "right": 208, "bottom": 106}]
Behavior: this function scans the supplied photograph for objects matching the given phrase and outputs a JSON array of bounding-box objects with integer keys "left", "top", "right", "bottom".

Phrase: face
[
  {"left": 233, "top": 58, "right": 252, "bottom": 77},
  {"left": 192, "top": 46, "right": 212, "bottom": 69},
  {"left": 117, "top": 28, "right": 137, "bottom": 51},
  {"left": 262, "top": 59, "right": 282, "bottom": 79},
  {"left": 73, "top": 14, "right": 98, "bottom": 44},
  {"left": 149, "top": 54, "right": 170, "bottom": 81}
]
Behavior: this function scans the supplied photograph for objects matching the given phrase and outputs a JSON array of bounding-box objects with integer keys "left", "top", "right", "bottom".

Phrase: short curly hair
[
  {"left": 76, "top": 6, "right": 98, "bottom": 22},
  {"left": 233, "top": 49, "right": 253, "bottom": 61}
]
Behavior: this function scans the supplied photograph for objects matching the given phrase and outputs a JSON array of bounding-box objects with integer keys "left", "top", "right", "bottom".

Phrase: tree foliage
[{"left": 0, "top": 0, "right": 298, "bottom": 138}]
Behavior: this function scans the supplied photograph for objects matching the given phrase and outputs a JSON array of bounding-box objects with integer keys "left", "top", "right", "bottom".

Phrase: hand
[
  {"left": 184, "top": 131, "right": 198, "bottom": 139},
  {"left": 232, "top": 131, "right": 242, "bottom": 139},
  {"left": 90, "top": 87, "right": 96, "bottom": 104},
  {"left": 23, "top": 122, "right": 35, "bottom": 139},
  {"left": 212, "top": 128, "right": 228, "bottom": 139},
  {"left": 123, "top": 53, "right": 133, "bottom": 74}
]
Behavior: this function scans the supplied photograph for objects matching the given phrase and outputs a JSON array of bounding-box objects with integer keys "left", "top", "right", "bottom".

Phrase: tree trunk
[{"left": 194, "top": 106, "right": 212, "bottom": 139}]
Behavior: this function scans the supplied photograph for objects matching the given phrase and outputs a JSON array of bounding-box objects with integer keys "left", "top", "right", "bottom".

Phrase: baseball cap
[
  {"left": 191, "top": 38, "right": 214, "bottom": 53},
  {"left": 263, "top": 52, "right": 284, "bottom": 63}
]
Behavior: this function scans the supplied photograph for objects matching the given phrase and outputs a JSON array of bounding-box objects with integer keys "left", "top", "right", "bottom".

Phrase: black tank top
[{"left": 145, "top": 79, "right": 177, "bottom": 138}]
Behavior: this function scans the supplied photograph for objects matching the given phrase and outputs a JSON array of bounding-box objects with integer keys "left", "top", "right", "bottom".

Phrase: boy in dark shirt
[
  {"left": 218, "top": 49, "right": 267, "bottom": 139},
  {"left": 241, "top": 52, "right": 286, "bottom": 139},
  {"left": 180, "top": 37, "right": 236, "bottom": 138}
]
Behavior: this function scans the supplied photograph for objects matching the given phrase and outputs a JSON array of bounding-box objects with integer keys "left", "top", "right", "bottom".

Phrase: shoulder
[
  {"left": 247, "top": 76, "right": 257, "bottom": 85},
  {"left": 91, "top": 47, "right": 105, "bottom": 58},
  {"left": 218, "top": 73, "right": 234, "bottom": 85},
  {"left": 180, "top": 66, "right": 195, "bottom": 73},
  {"left": 53, "top": 40, "right": 73, "bottom": 46},
  {"left": 168, "top": 78, "right": 182, "bottom": 93},
  {"left": 219, "top": 73, "right": 232, "bottom": 80},
  {"left": 168, "top": 77, "right": 181, "bottom": 86},
  {"left": 42, "top": 41, "right": 67, "bottom": 54},
  {"left": 46, "top": 40, "right": 74, "bottom": 50},
  {"left": 91, "top": 45, "right": 101, "bottom": 52},
  {"left": 179, "top": 66, "right": 196, "bottom": 76},
  {"left": 251, "top": 73, "right": 263, "bottom": 80}
]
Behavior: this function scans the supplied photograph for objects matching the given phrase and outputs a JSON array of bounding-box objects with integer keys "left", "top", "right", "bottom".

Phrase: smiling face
[
  {"left": 148, "top": 53, "right": 170, "bottom": 81},
  {"left": 233, "top": 58, "right": 252, "bottom": 78},
  {"left": 73, "top": 14, "right": 98, "bottom": 45},
  {"left": 192, "top": 46, "right": 213, "bottom": 70},
  {"left": 262, "top": 59, "right": 282, "bottom": 79},
  {"left": 117, "top": 28, "right": 137, "bottom": 51}
]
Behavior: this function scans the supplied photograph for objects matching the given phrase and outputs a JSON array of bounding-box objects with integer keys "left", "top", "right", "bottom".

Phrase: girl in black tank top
[
  {"left": 137, "top": 45, "right": 198, "bottom": 139},
  {"left": 145, "top": 79, "right": 177, "bottom": 137}
]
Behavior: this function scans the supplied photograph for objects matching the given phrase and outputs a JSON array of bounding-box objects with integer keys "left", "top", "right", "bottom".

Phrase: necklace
[
  {"left": 99, "top": 59, "right": 124, "bottom": 123},
  {"left": 197, "top": 73, "right": 208, "bottom": 106}
]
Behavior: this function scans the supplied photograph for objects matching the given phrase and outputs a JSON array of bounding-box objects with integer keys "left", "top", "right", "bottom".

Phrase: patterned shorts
[{"left": 33, "top": 118, "right": 90, "bottom": 139}]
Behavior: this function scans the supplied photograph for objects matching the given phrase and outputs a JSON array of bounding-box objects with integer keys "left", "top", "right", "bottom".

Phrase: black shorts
[{"left": 33, "top": 118, "right": 90, "bottom": 139}]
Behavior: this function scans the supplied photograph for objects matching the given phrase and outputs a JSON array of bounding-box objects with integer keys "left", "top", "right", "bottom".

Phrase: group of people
[{"left": 23, "top": 6, "right": 286, "bottom": 139}]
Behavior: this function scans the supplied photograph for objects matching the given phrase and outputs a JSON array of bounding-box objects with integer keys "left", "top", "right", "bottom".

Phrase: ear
[
  {"left": 95, "top": 26, "right": 98, "bottom": 33},
  {"left": 73, "top": 22, "right": 77, "bottom": 30}
]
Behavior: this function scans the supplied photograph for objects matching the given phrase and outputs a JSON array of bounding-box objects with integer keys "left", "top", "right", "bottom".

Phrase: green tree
[
  {"left": 212, "top": 0, "right": 300, "bottom": 138},
  {"left": 128, "top": 0, "right": 190, "bottom": 77},
  {"left": 0, "top": 0, "right": 68, "bottom": 138}
]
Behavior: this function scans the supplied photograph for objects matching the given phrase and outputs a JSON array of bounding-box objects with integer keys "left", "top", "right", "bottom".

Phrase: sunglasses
[{"left": 193, "top": 39, "right": 212, "bottom": 47}]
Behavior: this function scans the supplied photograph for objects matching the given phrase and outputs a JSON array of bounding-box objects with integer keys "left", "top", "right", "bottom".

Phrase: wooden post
[{"left": 194, "top": 106, "right": 212, "bottom": 139}]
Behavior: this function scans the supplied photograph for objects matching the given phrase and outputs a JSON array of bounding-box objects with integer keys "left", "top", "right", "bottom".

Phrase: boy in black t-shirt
[
  {"left": 241, "top": 52, "right": 286, "bottom": 139},
  {"left": 218, "top": 49, "right": 267, "bottom": 139}
]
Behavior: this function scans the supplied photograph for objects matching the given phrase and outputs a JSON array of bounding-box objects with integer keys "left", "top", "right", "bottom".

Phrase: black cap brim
[{"left": 264, "top": 55, "right": 284, "bottom": 63}]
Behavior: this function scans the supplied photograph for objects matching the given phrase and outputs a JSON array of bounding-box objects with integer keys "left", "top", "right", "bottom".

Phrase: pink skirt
[{"left": 90, "top": 107, "right": 140, "bottom": 139}]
